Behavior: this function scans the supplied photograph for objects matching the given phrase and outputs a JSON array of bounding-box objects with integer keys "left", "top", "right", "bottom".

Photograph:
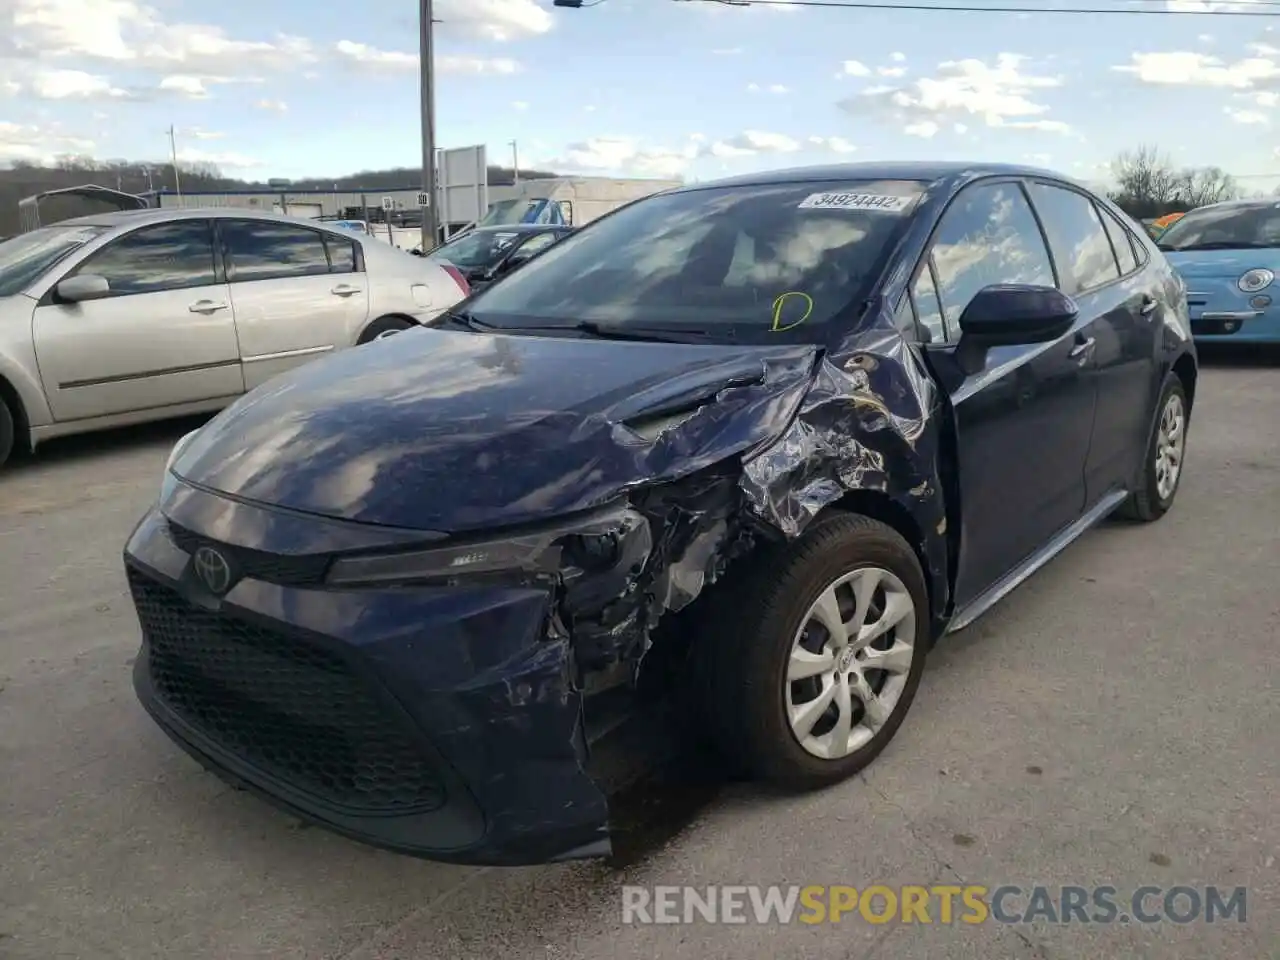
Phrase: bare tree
[
  {"left": 1179, "top": 166, "right": 1239, "bottom": 207},
  {"left": 1109, "top": 145, "right": 1184, "bottom": 217}
]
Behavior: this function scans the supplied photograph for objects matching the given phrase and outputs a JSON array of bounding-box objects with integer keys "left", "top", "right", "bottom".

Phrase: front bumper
[
  {"left": 1186, "top": 286, "right": 1280, "bottom": 341},
  {"left": 123, "top": 486, "right": 612, "bottom": 866}
]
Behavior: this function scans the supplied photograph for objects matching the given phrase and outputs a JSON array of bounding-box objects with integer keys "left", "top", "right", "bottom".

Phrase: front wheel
[
  {"left": 0, "top": 398, "right": 13, "bottom": 469},
  {"left": 696, "top": 513, "right": 930, "bottom": 787},
  {"left": 1117, "top": 373, "right": 1188, "bottom": 523},
  {"left": 357, "top": 316, "right": 415, "bottom": 345}
]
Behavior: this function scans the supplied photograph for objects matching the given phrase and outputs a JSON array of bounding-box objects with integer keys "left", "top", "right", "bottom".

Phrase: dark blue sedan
[{"left": 123, "top": 161, "right": 1197, "bottom": 866}]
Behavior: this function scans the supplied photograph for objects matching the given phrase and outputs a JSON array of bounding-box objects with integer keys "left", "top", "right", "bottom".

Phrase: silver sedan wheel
[
  {"left": 785, "top": 566, "right": 917, "bottom": 760},
  {"left": 1155, "top": 391, "right": 1186, "bottom": 501}
]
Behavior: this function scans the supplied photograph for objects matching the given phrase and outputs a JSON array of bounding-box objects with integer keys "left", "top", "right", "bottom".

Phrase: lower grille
[{"left": 127, "top": 567, "right": 445, "bottom": 814}]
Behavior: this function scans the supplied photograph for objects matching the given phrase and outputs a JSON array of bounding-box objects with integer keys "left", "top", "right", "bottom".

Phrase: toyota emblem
[{"left": 192, "top": 546, "right": 233, "bottom": 595}]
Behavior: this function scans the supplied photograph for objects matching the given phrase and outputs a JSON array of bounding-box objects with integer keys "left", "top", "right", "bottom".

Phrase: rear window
[
  {"left": 1158, "top": 204, "right": 1280, "bottom": 251},
  {"left": 464, "top": 180, "right": 926, "bottom": 342}
]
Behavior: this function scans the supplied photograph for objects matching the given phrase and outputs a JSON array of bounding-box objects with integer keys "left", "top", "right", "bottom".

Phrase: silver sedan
[{"left": 0, "top": 208, "right": 471, "bottom": 467}]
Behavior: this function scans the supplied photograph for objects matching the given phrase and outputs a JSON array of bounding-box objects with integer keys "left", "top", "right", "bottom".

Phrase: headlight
[
  {"left": 1238, "top": 268, "right": 1274, "bottom": 293},
  {"left": 326, "top": 506, "right": 651, "bottom": 587}
]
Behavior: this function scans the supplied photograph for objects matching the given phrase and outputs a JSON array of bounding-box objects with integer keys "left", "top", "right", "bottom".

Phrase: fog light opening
[{"left": 1250, "top": 295, "right": 1271, "bottom": 310}]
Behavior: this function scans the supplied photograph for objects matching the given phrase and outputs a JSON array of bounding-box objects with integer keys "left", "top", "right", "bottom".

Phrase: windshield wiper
[
  {"left": 434, "top": 309, "right": 494, "bottom": 332},
  {"left": 568, "top": 321, "right": 714, "bottom": 343}
]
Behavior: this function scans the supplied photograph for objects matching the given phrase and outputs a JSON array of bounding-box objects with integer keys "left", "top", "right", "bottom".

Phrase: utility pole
[
  {"left": 419, "top": 0, "right": 438, "bottom": 250},
  {"left": 511, "top": 140, "right": 520, "bottom": 185},
  {"left": 167, "top": 125, "right": 182, "bottom": 199}
]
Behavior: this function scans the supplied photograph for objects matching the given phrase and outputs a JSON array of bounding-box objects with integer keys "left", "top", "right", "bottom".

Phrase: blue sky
[{"left": 4, "top": 0, "right": 1280, "bottom": 191}]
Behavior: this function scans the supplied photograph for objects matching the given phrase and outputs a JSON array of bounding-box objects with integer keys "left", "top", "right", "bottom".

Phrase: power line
[{"left": 671, "top": 0, "right": 1280, "bottom": 16}]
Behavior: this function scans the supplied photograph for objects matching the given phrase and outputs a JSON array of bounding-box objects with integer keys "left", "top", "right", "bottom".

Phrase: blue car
[
  {"left": 123, "top": 162, "right": 1196, "bottom": 866},
  {"left": 1158, "top": 199, "right": 1280, "bottom": 342}
]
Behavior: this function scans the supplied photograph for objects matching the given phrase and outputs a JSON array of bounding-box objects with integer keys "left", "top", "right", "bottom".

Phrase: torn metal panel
[{"left": 739, "top": 329, "right": 951, "bottom": 621}]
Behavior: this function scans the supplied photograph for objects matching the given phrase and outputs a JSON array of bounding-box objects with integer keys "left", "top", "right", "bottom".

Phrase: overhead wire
[{"left": 673, "top": 0, "right": 1280, "bottom": 15}]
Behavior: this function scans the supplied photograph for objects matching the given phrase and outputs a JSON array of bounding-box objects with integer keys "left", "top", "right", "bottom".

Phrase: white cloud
[
  {"left": 254, "top": 98, "right": 287, "bottom": 112},
  {"left": 0, "top": 120, "right": 94, "bottom": 162},
  {"left": 877, "top": 66, "right": 907, "bottom": 77},
  {"left": 176, "top": 146, "right": 260, "bottom": 170},
  {"left": 28, "top": 68, "right": 128, "bottom": 99},
  {"left": 904, "top": 121, "right": 940, "bottom": 138},
  {"left": 891, "top": 51, "right": 906, "bottom": 62},
  {"left": 333, "top": 41, "right": 519, "bottom": 74},
  {"left": 334, "top": 40, "right": 416, "bottom": 69},
  {"left": 1023, "top": 152, "right": 1052, "bottom": 164},
  {"left": 433, "top": 0, "right": 553, "bottom": 42},
  {"left": 1225, "top": 106, "right": 1269, "bottom": 124},
  {"left": 709, "top": 130, "right": 803, "bottom": 156},
  {"left": 808, "top": 135, "right": 857, "bottom": 153},
  {"left": 547, "top": 129, "right": 859, "bottom": 177},
  {"left": 183, "top": 127, "right": 224, "bottom": 140},
  {"left": 842, "top": 60, "right": 871, "bottom": 77},
  {"left": 839, "top": 53, "right": 1070, "bottom": 136},
  {"left": 712, "top": 47, "right": 743, "bottom": 55},
  {"left": 551, "top": 137, "right": 700, "bottom": 178},
  {"left": 1113, "top": 51, "right": 1280, "bottom": 88},
  {"left": 512, "top": 99, "right": 529, "bottom": 110},
  {"left": 747, "top": 82, "right": 790, "bottom": 94}
]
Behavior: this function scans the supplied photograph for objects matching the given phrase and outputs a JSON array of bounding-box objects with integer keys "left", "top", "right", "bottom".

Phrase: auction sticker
[{"left": 798, "top": 192, "right": 914, "bottom": 212}]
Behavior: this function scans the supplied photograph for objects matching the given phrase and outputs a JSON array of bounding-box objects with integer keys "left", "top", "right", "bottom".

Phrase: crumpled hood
[
  {"left": 1163, "top": 249, "right": 1280, "bottom": 280},
  {"left": 172, "top": 327, "right": 818, "bottom": 532}
]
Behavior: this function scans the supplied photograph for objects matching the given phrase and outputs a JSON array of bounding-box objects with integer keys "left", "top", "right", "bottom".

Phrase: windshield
[
  {"left": 1158, "top": 204, "right": 1280, "bottom": 251},
  {"left": 0, "top": 225, "right": 108, "bottom": 297},
  {"left": 462, "top": 179, "right": 926, "bottom": 343},
  {"left": 430, "top": 229, "right": 525, "bottom": 269},
  {"left": 478, "top": 199, "right": 535, "bottom": 227}
]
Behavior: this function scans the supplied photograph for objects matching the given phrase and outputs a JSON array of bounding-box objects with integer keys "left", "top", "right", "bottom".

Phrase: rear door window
[
  {"left": 1026, "top": 182, "right": 1120, "bottom": 295},
  {"left": 1098, "top": 206, "right": 1139, "bottom": 276},
  {"left": 221, "top": 220, "right": 332, "bottom": 282}
]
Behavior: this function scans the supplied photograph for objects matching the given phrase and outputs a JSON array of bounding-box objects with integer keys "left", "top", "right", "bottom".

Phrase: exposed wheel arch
[
  {"left": 357, "top": 314, "right": 418, "bottom": 345},
  {"left": 0, "top": 373, "right": 30, "bottom": 465},
  {"left": 1172, "top": 352, "right": 1197, "bottom": 415}
]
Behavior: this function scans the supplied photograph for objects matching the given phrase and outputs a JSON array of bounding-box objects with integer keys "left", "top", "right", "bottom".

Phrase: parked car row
[
  {"left": 0, "top": 208, "right": 473, "bottom": 467},
  {"left": 120, "top": 161, "right": 1199, "bottom": 867}
]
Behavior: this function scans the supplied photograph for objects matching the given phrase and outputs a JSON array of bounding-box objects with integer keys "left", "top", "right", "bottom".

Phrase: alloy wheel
[
  {"left": 785, "top": 566, "right": 917, "bottom": 760},
  {"left": 1155, "top": 392, "right": 1185, "bottom": 501}
]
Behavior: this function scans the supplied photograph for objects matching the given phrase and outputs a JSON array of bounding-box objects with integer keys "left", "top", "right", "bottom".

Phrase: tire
[
  {"left": 1116, "top": 373, "right": 1188, "bottom": 523},
  {"left": 695, "top": 513, "right": 930, "bottom": 788},
  {"left": 0, "top": 398, "right": 13, "bottom": 469},
  {"left": 357, "top": 316, "right": 415, "bottom": 345}
]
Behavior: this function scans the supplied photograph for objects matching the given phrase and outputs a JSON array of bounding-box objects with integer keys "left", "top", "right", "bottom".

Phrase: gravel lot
[{"left": 1, "top": 352, "right": 1277, "bottom": 960}]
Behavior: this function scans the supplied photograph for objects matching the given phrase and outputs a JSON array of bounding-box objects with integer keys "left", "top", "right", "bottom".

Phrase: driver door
[
  {"left": 32, "top": 219, "right": 243, "bottom": 422},
  {"left": 913, "top": 180, "right": 1098, "bottom": 609}
]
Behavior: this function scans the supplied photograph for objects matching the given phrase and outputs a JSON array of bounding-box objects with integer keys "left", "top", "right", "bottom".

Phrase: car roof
[
  {"left": 1182, "top": 197, "right": 1280, "bottom": 214},
  {"left": 671, "top": 160, "right": 1074, "bottom": 193},
  {"left": 52, "top": 207, "right": 355, "bottom": 232}
]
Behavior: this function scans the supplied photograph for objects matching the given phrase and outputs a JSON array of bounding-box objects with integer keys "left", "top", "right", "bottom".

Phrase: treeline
[
  {"left": 1106, "top": 145, "right": 1252, "bottom": 220},
  {"left": 0, "top": 157, "right": 560, "bottom": 235}
]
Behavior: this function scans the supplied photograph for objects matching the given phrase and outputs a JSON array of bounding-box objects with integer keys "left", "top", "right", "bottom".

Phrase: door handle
[
  {"left": 1140, "top": 295, "right": 1159, "bottom": 316},
  {"left": 188, "top": 300, "right": 228, "bottom": 314},
  {"left": 1069, "top": 335, "right": 1096, "bottom": 363},
  {"left": 330, "top": 284, "right": 362, "bottom": 297}
]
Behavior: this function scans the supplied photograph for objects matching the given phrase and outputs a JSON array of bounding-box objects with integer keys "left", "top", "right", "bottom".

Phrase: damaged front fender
[{"left": 739, "top": 330, "right": 951, "bottom": 628}]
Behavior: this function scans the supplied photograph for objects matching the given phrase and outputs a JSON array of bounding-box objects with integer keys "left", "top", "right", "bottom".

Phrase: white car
[{"left": 0, "top": 208, "right": 471, "bottom": 468}]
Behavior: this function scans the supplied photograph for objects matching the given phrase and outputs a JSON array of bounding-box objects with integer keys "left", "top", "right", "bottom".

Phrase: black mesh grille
[
  {"left": 128, "top": 567, "right": 445, "bottom": 814},
  {"left": 165, "top": 521, "right": 331, "bottom": 587}
]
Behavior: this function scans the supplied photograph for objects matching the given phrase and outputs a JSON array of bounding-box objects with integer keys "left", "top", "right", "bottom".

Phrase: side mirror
[
  {"left": 56, "top": 274, "right": 111, "bottom": 303},
  {"left": 952, "top": 284, "right": 1077, "bottom": 377},
  {"left": 958, "top": 283, "right": 1077, "bottom": 345},
  {"left": 409, "top": 248, "right": 425, "bottom": 257}
]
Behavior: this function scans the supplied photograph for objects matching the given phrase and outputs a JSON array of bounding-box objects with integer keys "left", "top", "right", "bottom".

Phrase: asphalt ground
[{"left": 1, "top": 349, "right": 1276, "bottom": 960}]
